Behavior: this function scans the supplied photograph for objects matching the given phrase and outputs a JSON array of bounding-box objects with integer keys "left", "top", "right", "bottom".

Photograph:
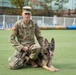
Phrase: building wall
[
  {"left": 0, "top": 0, "right": 76, "bottom": 10},
  {"left": 0, "top": 0, "right": 76, "bottom": 16},
  {"left": 52, "top": 0, "right": 76, "bottom": 10},
  {"left": 0, "top": 0, "right": 16, "bottom": 8}
]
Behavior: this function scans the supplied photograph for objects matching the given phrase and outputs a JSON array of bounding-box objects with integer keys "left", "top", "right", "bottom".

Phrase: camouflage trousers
[{"left": 8, "top": 44, "right": 41, "bottom": 69}]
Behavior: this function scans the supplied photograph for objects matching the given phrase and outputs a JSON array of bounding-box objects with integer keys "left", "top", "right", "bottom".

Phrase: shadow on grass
[
  {"left": 21, "top": 65, "right": 42, "bottom": 70},
  {"left": 12, "top": 62, "right": 76, "bottom": 71}
]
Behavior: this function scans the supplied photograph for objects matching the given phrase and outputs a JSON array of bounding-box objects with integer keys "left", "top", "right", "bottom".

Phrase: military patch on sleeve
[{"left": 12, "top": 27, "right": 16, "bottom": 30}]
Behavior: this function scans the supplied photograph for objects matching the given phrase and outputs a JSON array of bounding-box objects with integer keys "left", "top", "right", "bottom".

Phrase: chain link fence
[{"left": 0, "top": 15, "right": 76, "bottom": 29}]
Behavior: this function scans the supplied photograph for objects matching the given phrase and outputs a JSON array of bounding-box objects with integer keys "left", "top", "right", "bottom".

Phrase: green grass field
[{"left": 0, "top": 30, "right": 76, "bottom": 75}]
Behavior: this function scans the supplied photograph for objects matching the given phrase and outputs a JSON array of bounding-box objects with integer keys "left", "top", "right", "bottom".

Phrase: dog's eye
[
  {"left": 48, "top": 44, "right": 50, "bottom": 46},
  {"left": 44, "top": 53, "right": 47, "bottom": 55}
]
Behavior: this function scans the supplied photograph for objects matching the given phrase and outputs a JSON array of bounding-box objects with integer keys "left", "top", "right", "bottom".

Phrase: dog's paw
[
  {"left": 50, "top": 70, "right": 55, "bottom": 72},
  {"left": 50, "top": 69, "right": 56, "bottom": 72},
  {"left": 50, "top": 68, "right": 59, "bottom": 72},
  {"left": 55, "top": 69, "right": 59, "bottom": 72}
]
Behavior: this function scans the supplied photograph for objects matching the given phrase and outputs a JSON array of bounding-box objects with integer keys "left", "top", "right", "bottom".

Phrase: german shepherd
[{"left": 35, "top": 38, "right": 59, "bottom": 72}]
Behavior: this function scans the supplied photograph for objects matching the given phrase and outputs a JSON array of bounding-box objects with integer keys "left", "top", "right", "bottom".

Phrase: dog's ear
[
  {"left": 50, "top": 38, "right": 55, "bottom": 44},
  {"left": 44, "top": 38, "right": 49, "bottom": 47},
  {"left": 50, "top": 38, "right": 55, "bottom": 52}
]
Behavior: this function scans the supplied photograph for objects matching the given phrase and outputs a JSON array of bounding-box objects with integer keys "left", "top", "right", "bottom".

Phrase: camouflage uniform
[{"left": 8, "top": 19, "right": 44, "bottom": 69}]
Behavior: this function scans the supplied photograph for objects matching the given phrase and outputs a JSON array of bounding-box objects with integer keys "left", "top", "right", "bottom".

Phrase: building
[{"left": 0, "top": 0, "right": 76, "bottom": 16}]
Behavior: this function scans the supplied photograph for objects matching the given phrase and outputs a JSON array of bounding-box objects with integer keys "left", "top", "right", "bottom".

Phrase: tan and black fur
[{"left": 35, "top": 38, "right": 59, "bottom": 72}]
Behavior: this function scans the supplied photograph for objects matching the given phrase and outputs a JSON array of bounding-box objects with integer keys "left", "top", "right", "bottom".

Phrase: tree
[
  {"left": 54, "top": 0, "right": 69, "bottom": 10},
  {"left": 9, "top": 0, "right": 30, "bottom": 14},
  {"left": 29, "top": 0, "right": 54, "bottom": 16},
  {"left": 54, "top": 0, "right": 69, "bottom": 16},
  {"left": 30, "top": 0, "right": 39, "bottom": 6},
  {"left": 39, "top": 0, "right": 53, "bottom": 16},
  {"left": 29, "top": 0, "right": 39, "bottom": 15},
  {"left": 9, "top": 0, "right": 30, "bottom": 9}
]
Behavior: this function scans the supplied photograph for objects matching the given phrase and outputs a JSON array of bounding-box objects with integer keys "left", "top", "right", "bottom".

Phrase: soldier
[{"left": 8, "top": 6, "right": 44, "bottom": 69}]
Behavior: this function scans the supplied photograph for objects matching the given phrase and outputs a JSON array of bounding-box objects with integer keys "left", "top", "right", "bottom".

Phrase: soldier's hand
[{"left": 22, "top": 46, "right": 28, "bottom": 51}]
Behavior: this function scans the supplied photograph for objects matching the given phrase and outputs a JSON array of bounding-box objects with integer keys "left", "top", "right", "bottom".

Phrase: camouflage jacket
[{"left": 9, "top": 19, "right": 44, "bottom": 51}]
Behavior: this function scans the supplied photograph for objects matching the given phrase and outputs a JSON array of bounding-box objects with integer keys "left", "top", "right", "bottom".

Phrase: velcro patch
[{"left": 12, "top": 27, "right": 16, "bottom": 30}]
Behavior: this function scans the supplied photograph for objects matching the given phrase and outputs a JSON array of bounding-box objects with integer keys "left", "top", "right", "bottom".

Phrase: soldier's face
[{"left": 22, "top": 13, "right": 31, "bottom": 22}]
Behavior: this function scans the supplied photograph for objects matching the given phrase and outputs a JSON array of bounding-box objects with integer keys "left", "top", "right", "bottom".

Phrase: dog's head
[
  {"left": 42, "top": 38, "right": 55, "bottom": 58},
  {"left": 44, "top": 38, "right": 55, "bottom": 52},
  {"left": 38, "top": 38, "right": 55, "bottom": 59}
]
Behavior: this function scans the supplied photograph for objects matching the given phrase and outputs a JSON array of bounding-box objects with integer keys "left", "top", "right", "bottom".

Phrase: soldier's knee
[
  {"left": 29, "top": 44, "right": 42, "bottom": 60},
  {"left": 8, "top": 59, "right": 19, "bottom": 70},
  {"left": 8, "top": 55, "right": 23, "bottom": 70},
  {"left": 8, "top": 64, "right": 18, "bottom": 70},
  {"left": 8, "top": 61, "right": 23, "bottom": 70},
  {"left": 29, "top": 44, "right": 41, "bottom": 53}
]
